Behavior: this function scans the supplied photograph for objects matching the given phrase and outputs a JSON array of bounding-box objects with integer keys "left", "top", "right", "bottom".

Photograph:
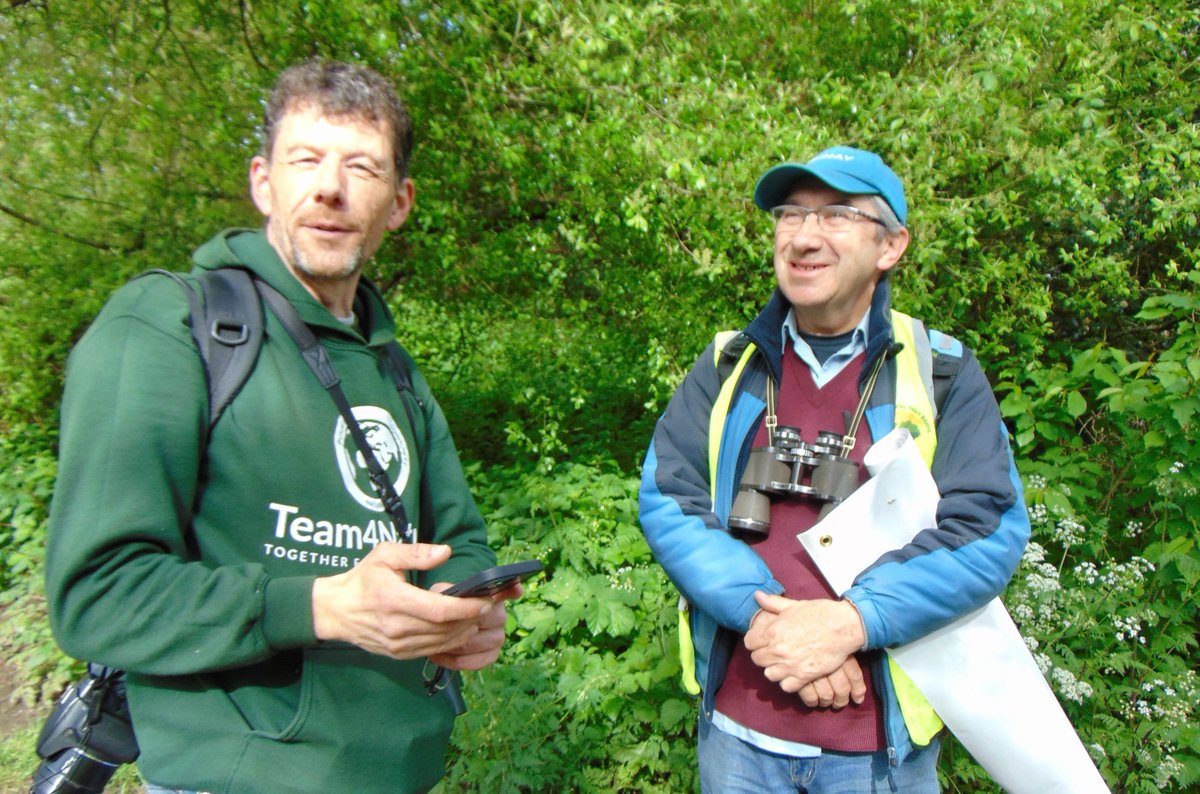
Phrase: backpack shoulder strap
[
  {"left": 136, "top": 268, "right": 264, "bottom": 428},
  {"left": 192, "top": 268, "right": 264, "bottom": 427},
  {"left": 380, "top": 340, "right": 415, "bottom": 395},
  {"left": 380, "top": 340, "right": 428, "bottom": 450},
  {"left": 712, "top": 330, "right": 753, "bottom": 384},
  {"left": 927, "top": 328, "right": 964, "bottom": 417}
]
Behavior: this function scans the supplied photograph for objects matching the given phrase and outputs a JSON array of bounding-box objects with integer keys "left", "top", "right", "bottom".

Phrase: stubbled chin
[{"left": 292, "top": 238, "right": 363, "bottom": 282}]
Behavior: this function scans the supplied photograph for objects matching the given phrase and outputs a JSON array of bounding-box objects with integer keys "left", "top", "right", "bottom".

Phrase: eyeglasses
[{"left": 771, "top": 204, "right": 886, "bottom": 233}]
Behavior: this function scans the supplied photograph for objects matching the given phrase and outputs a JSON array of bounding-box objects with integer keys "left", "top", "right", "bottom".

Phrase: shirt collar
[
  {"left": 782, "top": 309, "right": 869, "bottom": 357},
  {"left": 781, "top": 309, "right": 870, "bottom": 387}
]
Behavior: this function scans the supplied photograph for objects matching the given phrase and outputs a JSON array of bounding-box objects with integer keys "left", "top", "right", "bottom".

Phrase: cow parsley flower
[
  {"left": 1054, "top": 516, "right": 1085, "bottom": 545},
  {"left": 1050, "top": 667, "right": 1094, "bottom": 703}
]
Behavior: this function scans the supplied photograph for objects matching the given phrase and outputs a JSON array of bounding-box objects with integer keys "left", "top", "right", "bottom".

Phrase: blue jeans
[{"left": 698, "top": 716, "right": 941, "bottom": 793}]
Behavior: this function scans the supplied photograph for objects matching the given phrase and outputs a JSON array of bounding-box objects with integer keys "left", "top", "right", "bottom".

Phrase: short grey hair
[
  {"left": 261, "top": 60, "right": 414, "bottom": 178},
  {"left": 871, "top": 195, "right": 905, "bottom": 236}
]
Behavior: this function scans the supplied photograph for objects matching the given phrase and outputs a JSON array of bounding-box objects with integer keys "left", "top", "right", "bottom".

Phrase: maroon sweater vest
[{"left": 713, "top": 347, "right": 885, "bottom": 752}]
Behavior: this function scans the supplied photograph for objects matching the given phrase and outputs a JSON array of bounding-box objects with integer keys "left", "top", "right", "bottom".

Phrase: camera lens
[{"left": 31, "top": 747, "right": 119, "bottom": 794}]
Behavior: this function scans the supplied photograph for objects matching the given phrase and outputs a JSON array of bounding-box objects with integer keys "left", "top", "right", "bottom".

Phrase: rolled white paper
[{"left": 799, "top": 428, "right": 1108, "bottom": 793}]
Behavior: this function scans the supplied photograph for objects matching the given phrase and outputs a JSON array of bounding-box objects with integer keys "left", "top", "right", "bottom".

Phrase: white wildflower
[
  {"left": 1073, "top": 561, "right": 1099, "bottom": 585},
  {"left": 1025, "top": 571, "right": 1061, "bottom": 594},
  {"left": 1053, "top": 516, "right": 1085, "bottom": 545},
  {"left": 1112, "top": 615, "right": 1143, "bottom": 643},
  {"left": 1156, "top": 756, "right": 1184, "bottom": 789},
  {"left": 1050, "top": 667, "right": 1094, "bottom": 703},
  {"left": 1023, "top": 542, "right": 1048, "bottom": 564}
]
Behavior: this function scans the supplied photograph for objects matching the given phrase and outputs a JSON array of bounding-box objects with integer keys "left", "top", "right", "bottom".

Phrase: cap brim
[{"left": 753, "top": 163, "right": 879, "bottom": 211}]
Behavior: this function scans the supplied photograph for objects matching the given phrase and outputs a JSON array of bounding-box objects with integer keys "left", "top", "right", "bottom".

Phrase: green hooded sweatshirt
[{"left": 46, "top": 229, "right": 495, "bottom": 793}]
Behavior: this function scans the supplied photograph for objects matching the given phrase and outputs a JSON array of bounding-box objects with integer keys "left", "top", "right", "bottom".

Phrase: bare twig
[
  {"left": 240, "top": 0, "right": 267, "bottom": 71},
  {"left": 0, "top": 201, "right": 138, "bottom": 252}
]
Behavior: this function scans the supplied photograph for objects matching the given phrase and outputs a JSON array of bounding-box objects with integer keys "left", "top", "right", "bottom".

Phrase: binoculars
[{"left": 728, "top": 426, "right": 860, "bottom": 538}]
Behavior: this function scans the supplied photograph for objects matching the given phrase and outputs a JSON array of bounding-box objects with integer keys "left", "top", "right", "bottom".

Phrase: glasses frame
[{"left": 770, "top": 204, "right": 886, "bottom": 233}]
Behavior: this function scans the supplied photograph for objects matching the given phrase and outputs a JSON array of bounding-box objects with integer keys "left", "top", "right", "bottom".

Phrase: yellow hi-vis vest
[{"left": 676, "top": 309, "right": 945, "bottom": 745}]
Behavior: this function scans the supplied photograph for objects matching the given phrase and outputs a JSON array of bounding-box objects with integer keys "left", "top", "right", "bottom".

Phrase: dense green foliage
[
  {"left": 1, "top": 0, "right": 1197, "bottom": 790},
  {"left": 446, "top": 462, "right": 695, "bottom": 792}
]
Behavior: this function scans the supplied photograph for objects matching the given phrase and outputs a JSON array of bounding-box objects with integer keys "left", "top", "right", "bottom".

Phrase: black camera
[
  {"left": 728, "top": 426, "right": 860, "bottom": 538},
  {"left": 31, "top": 665, "right": 139, "bottom": 794}
]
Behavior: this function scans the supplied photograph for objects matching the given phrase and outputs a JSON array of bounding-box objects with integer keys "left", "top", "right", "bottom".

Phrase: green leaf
[
  {"left": 1067, "top": 390, "right": 1088, "bottom": 418},
  {"left": 659, "top": 699, "right": 692, "bottom": 730}
]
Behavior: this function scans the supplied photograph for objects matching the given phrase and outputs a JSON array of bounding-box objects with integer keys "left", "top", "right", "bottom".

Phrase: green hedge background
[{"left": 1, "top": 1, "right": 1197, "bottom": 791}]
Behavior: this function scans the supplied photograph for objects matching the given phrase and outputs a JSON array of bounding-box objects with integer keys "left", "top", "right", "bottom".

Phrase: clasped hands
[
  {"left": 743, "top": 591, "right": 868, "bottom": 710},
  {"left": 312, "top": 542, "right": 519, "bottom": 670}
]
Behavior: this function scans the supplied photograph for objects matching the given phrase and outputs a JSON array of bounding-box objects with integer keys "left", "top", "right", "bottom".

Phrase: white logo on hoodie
[{"left": 333, "top": 405, "right": 411, "bottom": 511}]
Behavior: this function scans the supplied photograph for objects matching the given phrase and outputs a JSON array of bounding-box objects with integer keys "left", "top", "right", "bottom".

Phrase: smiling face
[
  {"left": 250, "top": 103, "right": 414, "bottom": 290},
  {"left": 772, "top": 181, "right": 909, "bottom": 335}
]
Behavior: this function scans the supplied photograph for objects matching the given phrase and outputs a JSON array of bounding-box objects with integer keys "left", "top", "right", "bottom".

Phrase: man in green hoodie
[{"left": 45, "top": 61, "right": 512, "bottom": 793}]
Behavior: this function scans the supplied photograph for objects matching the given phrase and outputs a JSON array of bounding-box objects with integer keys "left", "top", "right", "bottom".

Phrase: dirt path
[{"left": 0, "top": 658, "right": 43, "bottom": 739}]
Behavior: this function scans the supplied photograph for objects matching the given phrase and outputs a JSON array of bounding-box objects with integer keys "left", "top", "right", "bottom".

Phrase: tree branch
[
  {"left": 240, "top": 0, "right": 268, "bottom": 71},
  {"left": 0, "top": 200, "right": 130, "bottom": 251}
]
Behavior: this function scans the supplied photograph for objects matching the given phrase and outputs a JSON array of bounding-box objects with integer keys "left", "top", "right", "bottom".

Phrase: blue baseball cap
[{"left": 753, "top": 146, "right": 907, "bottom": 226}]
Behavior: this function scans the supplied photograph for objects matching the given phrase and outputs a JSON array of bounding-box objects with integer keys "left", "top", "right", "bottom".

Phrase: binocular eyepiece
[{"left": 728, "top": 426, "right": 860, "bottom": 539}]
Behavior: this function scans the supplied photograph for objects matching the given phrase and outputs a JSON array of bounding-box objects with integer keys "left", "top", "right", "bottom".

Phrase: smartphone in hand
[{"left": 442, "top": 560, "right": 544, "bottom": 597}]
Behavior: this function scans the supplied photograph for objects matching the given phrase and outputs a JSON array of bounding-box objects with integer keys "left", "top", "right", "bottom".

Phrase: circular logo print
[{"left": 333, "top": 405, "right": 411, "bottom": 512}]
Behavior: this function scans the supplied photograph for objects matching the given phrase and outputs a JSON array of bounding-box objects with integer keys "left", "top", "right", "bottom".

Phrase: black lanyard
[
  {"left": 253, "top": 276, "right": 468, "bottom": 714},
  {"left": 254, "top": 279, "right": 414, "bottom": 555}
]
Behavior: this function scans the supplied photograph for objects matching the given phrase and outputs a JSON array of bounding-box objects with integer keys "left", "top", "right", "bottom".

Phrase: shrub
[{"left": 444, "top": 461, "right": 697, "bottom": 792}]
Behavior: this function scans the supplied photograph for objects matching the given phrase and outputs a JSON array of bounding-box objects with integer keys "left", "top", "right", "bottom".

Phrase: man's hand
[
  {"left": 427, "top": 581, "right": 522, "bottom": 670},
  {"left": 311, "top": 542, "right": 492, "bottom": 660},
  {"left": 744, "top": 592, "right": 867, "bottom": 702},
  {"left": 796, "top": 658, "right": 867, "bottom": 709}
]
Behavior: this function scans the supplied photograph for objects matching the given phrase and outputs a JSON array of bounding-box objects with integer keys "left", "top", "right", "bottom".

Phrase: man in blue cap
[{"left": 639, "top": 146, "right": 1030, "bottom": 791}]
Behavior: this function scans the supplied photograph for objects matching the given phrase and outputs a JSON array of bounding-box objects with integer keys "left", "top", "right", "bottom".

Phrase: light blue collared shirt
[{"left": 782, "top": 309, "right": 870, "bottom": 387}]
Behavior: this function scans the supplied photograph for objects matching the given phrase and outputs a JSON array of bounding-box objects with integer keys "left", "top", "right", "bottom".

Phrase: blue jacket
[{"left": 638, "top": 280, "right": 1030, "bottom": 762}]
